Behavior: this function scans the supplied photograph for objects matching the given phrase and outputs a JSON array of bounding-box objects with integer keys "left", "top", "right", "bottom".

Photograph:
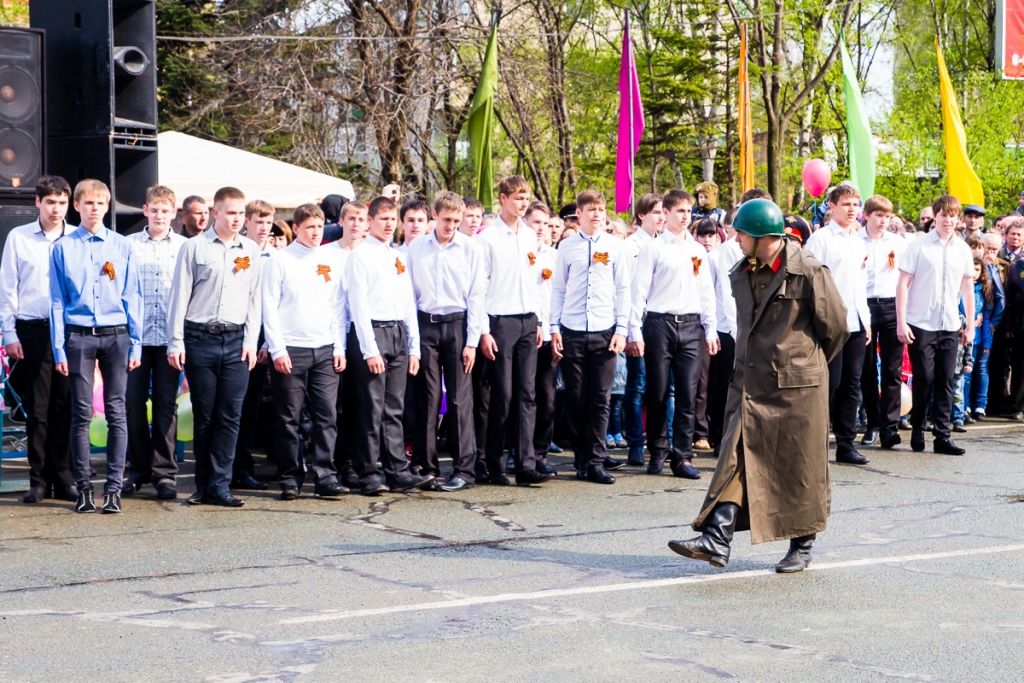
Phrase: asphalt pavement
[{"left": 1, "top": 426, "right": 1023, "bottom": 682}]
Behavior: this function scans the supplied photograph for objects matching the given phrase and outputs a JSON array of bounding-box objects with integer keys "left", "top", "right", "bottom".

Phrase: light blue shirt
[{"left": 49, "top": 226, "right": 143, "bottom": 363}]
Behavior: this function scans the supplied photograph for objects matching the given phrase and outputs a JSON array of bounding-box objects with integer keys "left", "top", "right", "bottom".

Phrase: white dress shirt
[
  {"left": 0, "top": 220, "right": 74, "bottom": 344},
  {"left": 629, "top": 228, "right": 717, "bottom": 342},
  {"left": 709, "top": 238, "right": 745, "bottom": 337},
  {"left": 900, "top": 230, "right": 974, "bottom": 332},
  {"left": 550, "top": 229, "right": 630, "bottom": 335},
  {"left": 805, "top": 220, "right": 871, "bottom": 334},
  {"left": 623, "top": 226, "right": 656, "bottom": 261},
  {"left": 535, "top": 243, "right": 557, "bottom": 342},
  {"left": 345, "top": 234, "right": 419, "bottom": 359},
  {"left": 261, "top": 241, "right": 346, "bottom": 360},
  {"left": 128, "top": 227, "right": 187, "bottom": 346},
  {"left": 476, "top": 215, "right": 541, "bottom": 317},
  {"left": 860, "top": 228, "right": 908, "bottom": 299},
  {"left": 323, "top": 241, "right": 357, "bottom": 335},
  {"left": 406, "top": 231, "right": 487, "bottom": 347}
]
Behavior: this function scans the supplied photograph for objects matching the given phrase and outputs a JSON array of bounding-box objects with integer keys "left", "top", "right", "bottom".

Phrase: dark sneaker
[
  {"left": 76, "top": 489, "right": 96, "bottom": 513},
  {"left": 101, "top": 492, "right": 121, "bottom": 514}
]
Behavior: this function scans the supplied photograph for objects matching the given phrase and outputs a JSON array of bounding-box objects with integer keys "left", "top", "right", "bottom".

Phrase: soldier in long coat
[{"left": 668, "top": 199, "right": 849, "bottom": 573}]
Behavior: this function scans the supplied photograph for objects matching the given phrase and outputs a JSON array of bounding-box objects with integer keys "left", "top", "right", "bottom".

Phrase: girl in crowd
[{"left": 964, "top": 256, "right": 1004, "bottom": 422}]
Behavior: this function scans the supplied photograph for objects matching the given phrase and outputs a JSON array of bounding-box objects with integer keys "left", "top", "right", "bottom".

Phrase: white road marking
[{"left": 279, "top": 543, "right": 1024, "bottom": 625}]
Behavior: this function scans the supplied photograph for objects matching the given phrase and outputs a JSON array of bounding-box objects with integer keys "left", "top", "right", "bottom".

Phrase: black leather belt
[
  {"left": 489, "top": 312, "right": 535, "bottom": 320},
  {"left": 16, "top": 318, "right": 49, "bottom": 328},
  {"left": 185, "top": 321, "right": 242, "bottom": 334},
  {"left": 371, "top": 320, "right": 401, "bottom": 328},
  {"left": 418, "top": 311, "right": 466, "bottom": 324},
  {"left": 67, "top": 324, "right": 127, "bottom": 336},
  {"left": 867, "top": 297, "right": 895, "bottom": 304},
  {"left": 647, "top": 312, "right": 700, "bottom": 323}
]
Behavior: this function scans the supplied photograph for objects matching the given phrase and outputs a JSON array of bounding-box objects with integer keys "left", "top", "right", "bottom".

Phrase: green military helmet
[{"left": 733, "top": 198, "right": 785, "bottom": 238}]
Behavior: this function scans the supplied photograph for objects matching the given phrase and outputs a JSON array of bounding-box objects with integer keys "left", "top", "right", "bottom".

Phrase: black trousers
[
  {"left": 235, "top": 328, "right": 268, "bottom": 478},
  {"left": 707, "top": 332, "right": 735, "bottom": 451},
  {"left": 270, "top": 345, "right": 339, "bottom": 489},
  {"left": 485, "top": 313, "right": 539, "bottom": 474},
  {"left": 862, "top": 299, "right": 905, "bottom": 432},
  {"left": 333, "top": 367, "right": 358, "bottom": 479},
  {"left": 472, "top": 354, "right": 490, "bottom": 471},
  {"left": 183, "top": 328, "right": 248, "bottom": 493},
  {"left": 828, "top": 329, "right": 866, "bottom": 453},
  {"left": 13, "top": 320, "right": 73, "bottom": 491},
  {"left": 693, "top": 331, "right": 711, "bottom": 442},
  {"left": 560, "top": 327, "right": 617, "bottom": 471},
  {"left": 414, "top": 314, "right": 476, "bottom": 482},
  {"left": 534, "top": 341, "right": 558, "bottom": 463},
  {"left": 348, "top": 324, "right": 411, "bottom": 487},
  {"left": 908, "top": 326, "right": 958, "bottom": 439},
  {"left": 126, "top": 345, "right": 180, "bottom": 483},
  {"left": 644, "top": 314, "right": 703, "bottom": 463}
]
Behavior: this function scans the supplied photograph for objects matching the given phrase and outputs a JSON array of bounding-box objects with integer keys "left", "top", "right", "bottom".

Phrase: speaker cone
[
  {"left": 0, "top": 128, "right": 40, "bottom": 185},
  {"left": 113, "top": 46, "right": 149, "bottom": 76},
  {"left": 0, "top": 66, "right": 38, "bottom": 123}
]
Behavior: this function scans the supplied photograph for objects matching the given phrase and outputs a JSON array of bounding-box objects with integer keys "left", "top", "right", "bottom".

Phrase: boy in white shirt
[{"left": 897, "top": 194, "right": 975, "bottom": 455}]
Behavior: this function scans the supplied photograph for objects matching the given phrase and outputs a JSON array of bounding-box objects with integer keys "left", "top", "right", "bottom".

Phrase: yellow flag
[
  {"left": 739, "top": 22, "right": 754, "bottom": 193},
  {"left": 936, "top": 38, "right": 984, "bottom": 206}
]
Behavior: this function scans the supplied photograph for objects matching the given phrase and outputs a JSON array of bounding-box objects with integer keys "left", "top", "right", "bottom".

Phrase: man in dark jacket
[{"left": 668, "top": 199, "right": 849, "bottom": 573}]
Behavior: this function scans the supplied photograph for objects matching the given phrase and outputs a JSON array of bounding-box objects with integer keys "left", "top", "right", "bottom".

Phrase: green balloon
[
  {"left": 176, "top": 393, "right": 194, "bottom": 442},
  {"left": 146, "top": 398, "right": 153, "bottom": 423},
  {"left": 89, "top": 415, "right": 108, "bottom": 448}
]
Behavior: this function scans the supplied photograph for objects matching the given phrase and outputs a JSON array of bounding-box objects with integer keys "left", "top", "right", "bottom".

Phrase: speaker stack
[{"left": 32, "top": 0, "right": 158, "bottom": 234}]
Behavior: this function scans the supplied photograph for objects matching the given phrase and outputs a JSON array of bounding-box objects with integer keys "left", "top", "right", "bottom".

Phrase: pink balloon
[
  {"left": 802, "top": 159, "right": 832, "bottom": 198},
  {"left": 92, "top": 366, "right": 105, "bottom": 415}
]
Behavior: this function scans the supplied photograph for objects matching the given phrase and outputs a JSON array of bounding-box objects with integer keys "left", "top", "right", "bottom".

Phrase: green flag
[
  {"left": 467, "top": 18, "right": 499, "bottom": 211},
  {"left": 839, "top": 36, "right": 875, "bottom": 197}
]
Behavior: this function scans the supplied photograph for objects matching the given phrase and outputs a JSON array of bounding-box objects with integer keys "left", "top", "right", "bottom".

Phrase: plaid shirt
[{"left": 128, "top": 227, "right": 187, "bottom": 346}]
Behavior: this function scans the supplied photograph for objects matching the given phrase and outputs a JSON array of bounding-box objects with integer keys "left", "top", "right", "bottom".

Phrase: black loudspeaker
[
  {"left": 0, "top": 29, "right": 44, "bottom": 192},
  {"left": 31, "top": 0, "right": 157, "bottom": 233},
  {"left": 0, "top": 190, "right": 39, "bottom": 257}
]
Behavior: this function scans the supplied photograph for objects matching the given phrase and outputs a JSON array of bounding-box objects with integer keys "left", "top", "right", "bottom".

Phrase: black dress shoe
[
  {"left": 421, "top": 479, "right": 443, "bottom": 492},
  {"left": 860, "top": 429, "right": 878, "bottom": 446},
  {"left": 340, "top": 469, "right": 361, "bottom": 491},
  {"left": 314, "top": 482, "right": 349, "bottom": 498},
  {"left": 122, "top": 471, "right": 147, "bottom": 496},
  {"left": 186, "top": 490, "right": 205, "bottom": 506},
  {"left": 22, "top": 486, "right": 46, "bottom": 504},
  {"left": 155, "top": 482, "right": 178, "bottom": 500},
  {"left": 668, "top": 502, "right": 739, "bottom": 567},
  {"left": 536, "top": 462, "right": 558, "bottom": 476},
  {"left": 835, "top": 449, "right": 869, "bottom": 465},
  {"left": 671, "top": 460, "right": 701, "bottom": 479},
  {"left": 207, "top": 489, "right": 245, "bottom": 507},
  {"left": 474, "top": 462, "right": 490, "bottom": 483},
  {"left": 488, "top": 472, "right": 511, "bottom": 486},
  {"left": 879, "top": 429, "right": 901, "bottom": 449},
  {"left": 389, "top": 473, "right": 435, "bottom": 493},
  {"left": 76, "top": 489, "right": 96, "bottom": 513},
  {"left": 101, "top": 492, "right": 122, "bottom": 514},
  {"left": 360, "top": 481, "right": 389, "bottom": 496},
  {"left": 776, "top": 534, "right": 815, "bottom": 573},
  {"left": 232, "top": 472, "right": 269, "bottom": 491},
  {"left": 603, "top": 456, "right": 625, "bottom": 471},
  {"left": 585, "top": 465, "right": 615, "bottom": 484},
  {"left": 515, "top": 469, "right": 554, "bottom": 486},
  {"left": 647, "top": 454, "right": 666, "bottom": 475},
  {"left": 54, "top": 485, "right": 79, "bottom": 502},
  {"left": 280, "top": 487, "right": 301, "bottom": 501},
  {"left": 911, "top": 430, "right": 926, "bottom": 452},
  {"left": 627, "top": 447, "right": 645, "bottom": 467},
  {"left": 575, "top": 469, "right": 588, "bottom": 481},
  {"left": 440, "top": 476, "right": 473, "bottom": 492},
  {"left": 898, "top": 418, "right": 912, "bottom": 430},
  {"left": 934, "top": 437, "right": 966, "bottom": 455}
]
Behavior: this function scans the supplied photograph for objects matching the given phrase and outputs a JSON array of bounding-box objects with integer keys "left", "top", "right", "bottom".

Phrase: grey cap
[{"left": 964, "top": 204, "right": 986, "bottom": 216}]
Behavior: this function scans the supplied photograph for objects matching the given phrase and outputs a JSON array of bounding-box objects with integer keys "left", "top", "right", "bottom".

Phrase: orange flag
[{"left": 738, "top": 22, "right": 754, "bottom": 193}]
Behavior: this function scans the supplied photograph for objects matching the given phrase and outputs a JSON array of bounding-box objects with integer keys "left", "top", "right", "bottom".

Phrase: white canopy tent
[{"left": 157, "top": 131, "right": 355, "bottom": 210}]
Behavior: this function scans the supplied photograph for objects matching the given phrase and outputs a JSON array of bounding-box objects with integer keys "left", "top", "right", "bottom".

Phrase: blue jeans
[
  {"left": 66, "top": 330, "right": 130, "bottom": 494},
  {"left": 964, "top": 345, "right": 990, "bottom": 413},
  {"left": 952, "top": 373, "right": 967, "bottom": 423},
  {"left": 607, "top": 395, "right": 624, "bottom": 436}
]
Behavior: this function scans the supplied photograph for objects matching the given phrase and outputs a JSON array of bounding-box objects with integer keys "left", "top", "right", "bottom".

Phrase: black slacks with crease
[
  {"left": 414, "top": 314, "right": 476, "bottom": 483},
  {"left": 126, "top": 345, "right": 180, "bottom": 484},
  {"left": 643, "top": 314, "right": 702, "bottom": 464},
  {"left": 485, "top": 313, "right": 539, "bottom": 474},
  {"left": 533, "top": 340, "right": 558, "bottom": 464},
  {"left": 862, "top": 299, "right": 905, "bottom": 433},
  {"left": 270, "top": 345, "right": 340, "bottom": 490},
  {"left": 560, "top": 327, "right": 616, "bottom": 471},
  {"left": 907, "top": 326, "right": 958, "bottom": 439},
  {"left": 828, "top": 329, "right": 866, "bottom": 454},
  {"left": 348, "top": 324, "right": 412, "bottom": 487},
  {"left": 235, "top": 328, "right": 268, "bottom": 478}
]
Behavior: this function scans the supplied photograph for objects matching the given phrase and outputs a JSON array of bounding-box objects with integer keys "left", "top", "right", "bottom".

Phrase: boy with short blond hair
[
  {"left": 51, "top": 179, "right": 143, "bottom": 513},
  {"left": 124, "top": 185, "right": 188, "bottom": 500}
]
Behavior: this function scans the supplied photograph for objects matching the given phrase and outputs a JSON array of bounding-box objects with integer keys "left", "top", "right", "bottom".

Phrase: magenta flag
[{"left": 616, "top": 13, "right": 645, "bottom": 214}]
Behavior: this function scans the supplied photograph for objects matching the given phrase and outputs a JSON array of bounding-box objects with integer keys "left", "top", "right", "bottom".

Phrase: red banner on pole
[{"left": 998, "top": 0, "right": 1024, "bottom": 79}]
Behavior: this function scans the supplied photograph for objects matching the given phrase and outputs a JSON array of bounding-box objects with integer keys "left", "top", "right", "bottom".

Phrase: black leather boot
[
  {"left": 776, "top": 533, "right": 815, "bottom": 573},
  {"left": 667, "top": 503, "right": 739, "bottom": 567}
]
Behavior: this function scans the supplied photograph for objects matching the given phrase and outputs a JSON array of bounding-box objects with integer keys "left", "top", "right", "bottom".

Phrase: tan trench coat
[{"left": 692, "top": 240, "right": 849, "bottom": 544}]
